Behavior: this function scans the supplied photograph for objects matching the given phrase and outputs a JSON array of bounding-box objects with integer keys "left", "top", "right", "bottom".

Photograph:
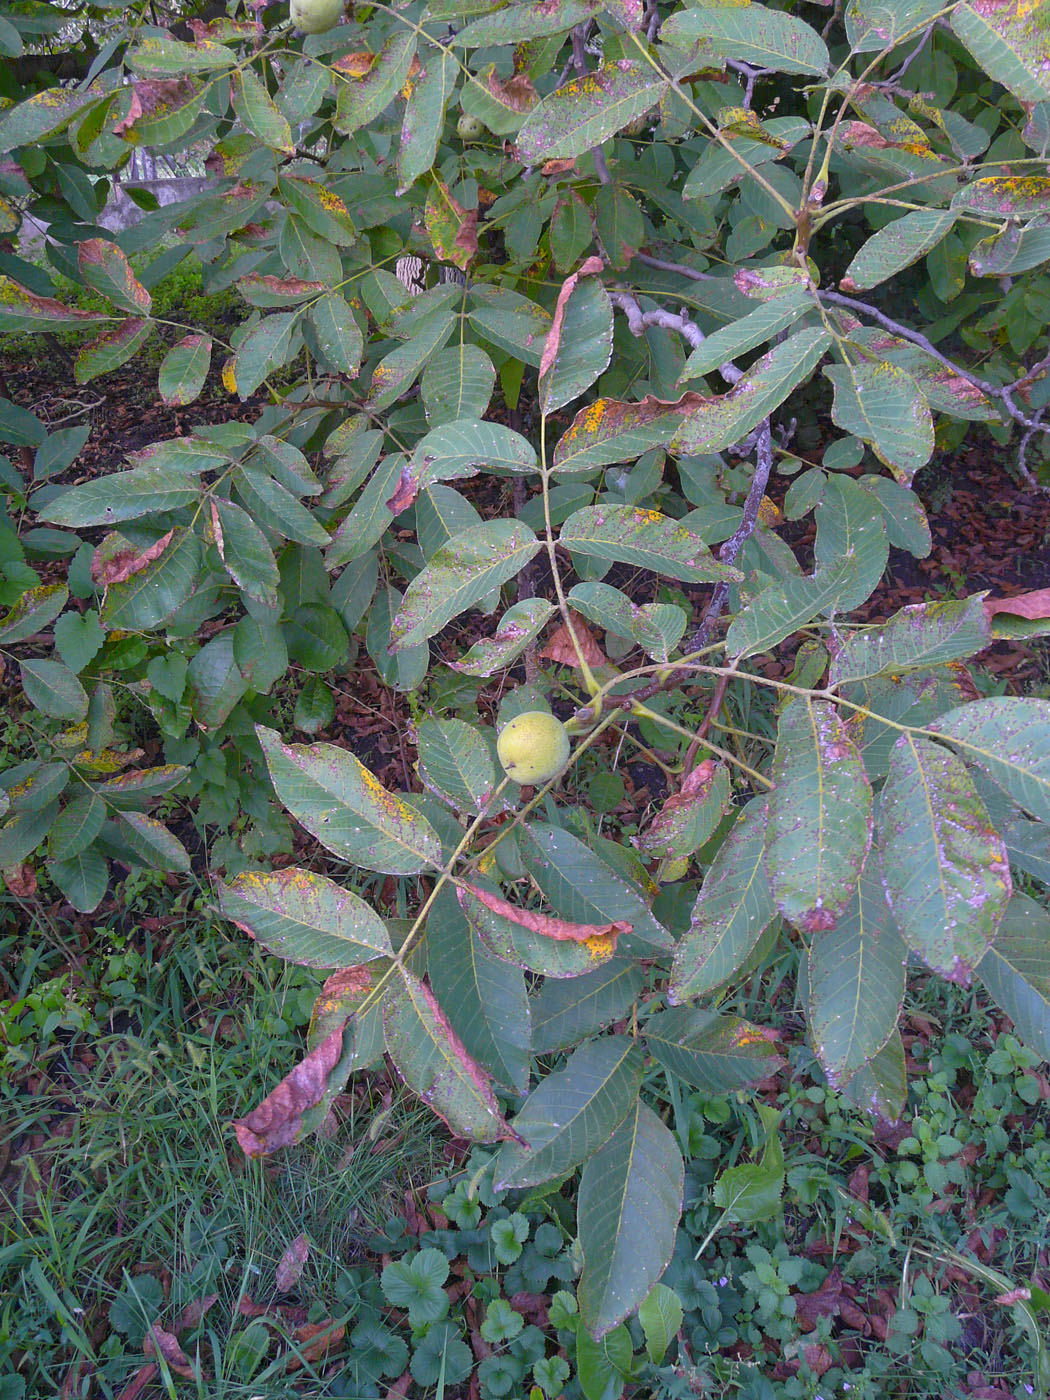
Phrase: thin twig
[
  {"left": 635, "top": 250, "right": 716, "bottom": 281},
  {"left": 685, "top": 418, "right": 774, "bottom": 654}
]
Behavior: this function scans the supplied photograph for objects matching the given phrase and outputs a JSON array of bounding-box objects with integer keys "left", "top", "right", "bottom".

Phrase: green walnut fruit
[
  {"left": 497, "top": 712, "right": 571, "bottom": 786},
  {"left": 290, "top": 0, "right": 343, "bottom": 34},
  {"left": 457, "top": 113, "right": 486, "bottom": 141}
]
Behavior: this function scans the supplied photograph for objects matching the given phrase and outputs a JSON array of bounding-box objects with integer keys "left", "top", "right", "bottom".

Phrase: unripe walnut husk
[
  {"left": 290, "top": 0, "right": 343, "bottom": 34},
  {"left": 496, "top": 711, "right": 571, "bottom": 786}
]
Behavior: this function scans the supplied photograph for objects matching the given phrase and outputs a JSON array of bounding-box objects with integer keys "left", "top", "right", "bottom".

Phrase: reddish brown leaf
[
  {"left": 287, "top": 1320, "right": 346, "bottom": 1369},
  {"left": 385, "top": 460, "right": 420, "bottom": 515},
  {"left": 794, "top": 1267, "right": 844, "bottom": 1331},
  {"left": 93, "top": 528, "right": 174, "bottom": 586},
  {"left": 114, "top": 78, "right": 201, "bottom": 136},
  {"left": 143, "top": 1324, "right": 196, "bottom": 1379},
  {"left": 539, "top": 255, "right": 605, "bottom": 383},
  {"left": 541, "top": 157, "right": 578, "bottom": 176},
  {"left": 484, "top": 70, "right": 538, "bottom": 115},
  {"left": 3, "top": 862, "right": 37, "bottom": 897},
  {"left": 232, "top": 1026, "right": 346, "bottom": 1157},
  {"left": 332, "top": 52, "right": 376, "bottom": 77},
  {"left": 174, "top": 1294, "right": 219, "bottom": 1332},
  {"left": 984, "top": 588, "right": 1050, "bottom": 621},
  {"left": 460, "top": 883, "right": 630, "bottom": 944},
  {"left": 539, "top": 614, "right": 607, "bottom": 668},
  {"left": 275, "top": 1233, "right": 310, "bottom": 1292},
  {"left": 114, "top": 1363, "right": 158, "bottom": 1400}
]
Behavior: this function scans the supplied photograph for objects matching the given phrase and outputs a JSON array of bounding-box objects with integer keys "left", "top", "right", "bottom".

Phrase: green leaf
[
  {"left": 333, "top": 31, "right": 419, "bottom": 136},
  {"left": 672, "top": 329, "right": 831, "bottom": 454},
  {"left": 977, "top": 893, "right": 1050, "bottom": 1059},
  {"left": 213, "top": 497, "right": 280, "bottom": 604},
  {"left": 383, "top": 967, "right": 513, "bottom": 1142},
  {"left": 458, "top": 884, "right": 620, "bottom": 978},
  {"left": 679, "top": 287, "right": 812, "bottom": 382},
  {"left": 531, "top": 958, "right": 645, "bottom": 1054},
  {"left": 559, "top": 506, "right": 743, "bottom": 584},
  {"left": 417, "top": 718, "right": 500, "bottom": 814},
  {"left": 633, "top": 759, "right": 730, "bottom": 860},
  {"left": 41, "top": 466, "right": 199, "bottom": 527},
  {"left": 74, "top": 318, "right": 154, "bottom": 384},
  {"left": 327, "top": 454, "right": 407, "bottom": 567},
  {"left": 233, "top": 615, "right": 288, "bottom": 694},
  {"left": 807, "top": 864, "right": 908, "bottom": 1088},
  {"left": 0, "top": 87, "right": 94, "bottom": 148},
  {"left": 0, "top": 584, "right": 68, "bottom": 644},
  {"left": 468, "top": 286, "right": 551, "bottom": 366},
  {"left": 229, "top": 312, "right": 299, "bottom": 399},
  {"left": 366, "top": 584, "right": 430, "bottom": 692},
  {"left": 421, "top": 344, "right": 496, "bottom": 427},
  {"left": 232, "top": 66, "right": 294, "bottom": 151},
  {"left": 294, "top": 675, "right": 334, "bottom": 734},
  {"left": 20, "top": 659, "right": 89, "bottom": 720},
  {"left": 389, "top": 520, "right": 541, "bottom": 650},
  {"left": 48, "top": 794, "right": 105, "bottom": 861},
  {"left": 78, "top": 239, "right": 151, "bottom": 315},
  {"left": 235, "top": 466, "right": 330, "bottom": 547},
  {"left": 128, "top": 35, "right": 236, "bottom": 74},
  {"left": 931, "top": 697, "right": 1050, "bottom": 824},
  {"left": 397, "top": 47, "right": 456, "bottom": 192},
  {"left": 281, "top": 175, "right": 356, "bottom": 243},
  {"left": 824, "top": 359, "right": 933, "bottom": 485},
  {"left": 646, "top": 1007, "right": 784, "bottom": 1093},
  {"left": 540, "top": 278, "right": 614, "bottom": 415},
  {"left": 813, "top": 475, "right": 889, "bottom": 612},
  {"left": 413, "top": 419, "right": 538, "bottom": 484},
  {"left": 726, "top": 554, "right": 859, "bottom": 660},
  {"left": 456, "top": 0, "right": 599, "bottom": 43},
  {"left": 102, "top": 528, "right": 202, "bottom": 631},
  {"left": 665, "top": 1, "right": 828, "bottom": 74},
  {"left": 3, "top": 763, "right": 68, "bottom": 815},
  {"left": 257, "top": 725, "right": 442, "bottom": 874},
  {"left": 712, "top": 1105, "right": 784, "bottom": 1224},
  {"left": 309, "top": 293, "right": 363, "bottom": 375},
  {"left": 830, "top": 596, "right": 990, "bottom": 687},
  {"left": 668, "top": 798, "right": 777, "bottom": 1002},
  {"left": 47, "top": 848, "right": 108, "bottom": 913},
  {"left": 451, "top": 598, "right": 555, "bottom": 676},
  {"left": 1003, "top": 818, "right": 1050, "bottom": 885},
  {"left": 0, "top": 277, "right": 108, "bottom": 335},
  {"left": 496, "top": 1037, "right": 643, "bottom": 1189},
  {"left": 89, "top": 765, "right": 189, "bottom": 808},
  {"left": 219, "top": 867, "right": 393, "bottom": 967},
  {"left": 0, "top": 802, "right": 59, "bottom": 868},
  {"left": 638, "top": 1284, "right": 684, "bottom": 1367},
  {"left": 427, "top": 885, "right": 531, "bottom": 1094},
  {"left": 518, "top": 822, "right": 673, "bottom": 954},
  {"left": 516, "top": 62, "right": 668, "bottom": 161},
  {"left": 365, "top": 305, "right": 456, "bottom": 411},
  {"left": 158, "top": 334, "right": 212, "bottom": 406},
  {"left": 577, "top": 1100, "right": 684, "bottom": 1338},
  {"left": 839, "top": 1026, "right": 906, "bottom": 1122},
  {"left": 952, "top": 0, "right": 1050, "bottom": 103},
  {"left": 765, "top": 698, "right": 873, "bottom": 931},
  {"left": 880, "top": 733, "right": 1011, "bottom": 982},
  {"left": 186, "top": 632, "right": 251, "bottom": 730},
  {"left": 117, "top": 811, "right": 191, "bottom": 872},
  {"left": 842, "top": 210, "right": 958, "bottom": 292}
]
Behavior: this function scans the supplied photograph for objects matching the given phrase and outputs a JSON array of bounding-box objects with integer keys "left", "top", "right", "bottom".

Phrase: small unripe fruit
[
  {"left": 290, "top": 0, "right": 343, "bottom": 34},
  {"left": 457, "top": 114, "right": 486, "bottom": 141},
  {"left": 497, "top": 711, "right": 571, "bottom": 786}
]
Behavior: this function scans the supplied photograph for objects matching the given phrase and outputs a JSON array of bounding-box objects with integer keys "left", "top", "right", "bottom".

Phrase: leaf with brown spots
[{"left": 143, "top": 1325, "right": 196, "bottom": 1379}]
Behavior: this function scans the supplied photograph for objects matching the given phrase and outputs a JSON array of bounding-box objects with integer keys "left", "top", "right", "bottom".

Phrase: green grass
[{"left": 0, "top": 879, "right": 440, "bottom": 1399}]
